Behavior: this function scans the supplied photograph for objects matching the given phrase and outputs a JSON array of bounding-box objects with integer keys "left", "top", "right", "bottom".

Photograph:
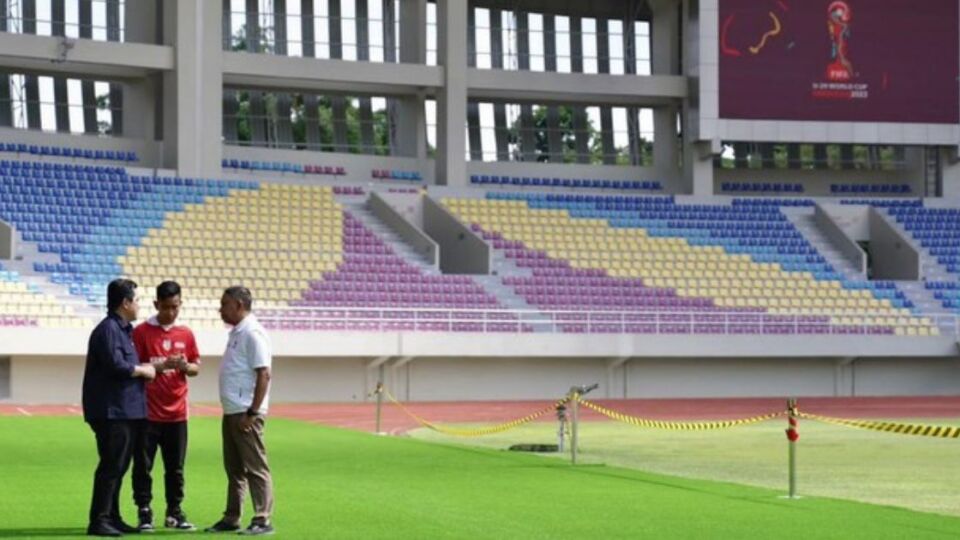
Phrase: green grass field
[
  {"left": 1, "top": 416, "right": 959, "bottom": 539},
  {"left": 411, "top": 417, "right": 960, "bottom": 518}
]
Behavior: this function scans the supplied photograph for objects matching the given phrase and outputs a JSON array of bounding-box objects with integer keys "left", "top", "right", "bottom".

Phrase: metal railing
[{"left": 241, "top": 307, "right": 960, "bottom": 337}]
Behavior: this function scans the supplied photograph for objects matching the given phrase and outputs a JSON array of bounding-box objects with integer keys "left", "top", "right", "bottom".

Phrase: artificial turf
[{"left": 1, "top": 416, "right": 959, "bottom": 539}]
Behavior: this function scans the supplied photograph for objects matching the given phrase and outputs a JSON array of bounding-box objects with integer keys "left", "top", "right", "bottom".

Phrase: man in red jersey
[{"left": 131, "top": 281, "right": 201, "bottom": 532}]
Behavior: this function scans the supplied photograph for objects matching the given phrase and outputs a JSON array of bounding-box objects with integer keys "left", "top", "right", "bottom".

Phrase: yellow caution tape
[
  {"left": 577, "top": 396, "right": 785, "bottom": 430},
  {"left": 797, "top": 412, "right": 960, "bottom": 439},
  {"left": 384, "top": 388, "right": 568, "bottom": 437}
]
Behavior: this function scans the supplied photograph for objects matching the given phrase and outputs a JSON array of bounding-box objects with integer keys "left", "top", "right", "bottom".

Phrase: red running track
[{"left": 2, "top": 396, "right": 958, "bottom": 434}]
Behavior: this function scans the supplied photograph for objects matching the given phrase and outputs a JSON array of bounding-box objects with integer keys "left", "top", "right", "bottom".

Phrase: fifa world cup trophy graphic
[{"left": 826, "top": 1, "right": 854, "bottom": 81}]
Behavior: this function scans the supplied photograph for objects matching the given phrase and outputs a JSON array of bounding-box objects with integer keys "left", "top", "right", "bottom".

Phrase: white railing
[{"left": 246, "top": 307, "right": 960, "bottom": 337}]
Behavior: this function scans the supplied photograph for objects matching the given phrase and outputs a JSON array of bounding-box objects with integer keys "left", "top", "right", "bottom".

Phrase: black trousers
[
  {"left": 132, "top": 420, "right": 188, "bottom": 511},
  {"left": 88, "top": 419, "right": 143, "bottom": 527}
]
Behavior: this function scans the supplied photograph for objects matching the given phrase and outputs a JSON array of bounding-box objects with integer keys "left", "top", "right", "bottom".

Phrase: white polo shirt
[{"left": 219, "top": 314, "right": 272, "bottom": 415}]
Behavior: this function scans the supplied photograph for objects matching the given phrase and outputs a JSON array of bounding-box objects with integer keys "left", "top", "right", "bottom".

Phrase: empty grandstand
[{"left": 0, "top": 0, "right": 957, "bottom": 405}]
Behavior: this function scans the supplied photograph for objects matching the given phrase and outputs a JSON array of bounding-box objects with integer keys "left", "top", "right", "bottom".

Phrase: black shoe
[
  {"left": 138, "top": 506, "right": 154, "bottom": 532},
  {"left": 165, "top": 509, "right": 196, "bottom": 531},
  {"left": 204, "top": 520, "right": 241, "bottom": 533},
  {"left": 87, "top": 522, "right": 123, "bottom": 537},
  {"left": 111, "top": 519, "right": 141, "bottom": 534},
  {"left": 238, "top": 520, "right": 274, "bottom": 536}
]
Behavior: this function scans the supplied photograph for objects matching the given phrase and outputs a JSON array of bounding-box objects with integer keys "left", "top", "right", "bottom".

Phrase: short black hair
[
  {"left": 223, "top": 286, "right": 253, "bottom": 311},
  {"left": 156, "top": 281, "right": 182, "bottom": 301},
  {"left": 107, "top": 278, "right": 138, "bottom": 312}
]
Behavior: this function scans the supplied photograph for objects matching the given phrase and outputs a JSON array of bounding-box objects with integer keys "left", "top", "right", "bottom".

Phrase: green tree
[{"left": 507, "top": 106, "right": 650, "bottom": 165}]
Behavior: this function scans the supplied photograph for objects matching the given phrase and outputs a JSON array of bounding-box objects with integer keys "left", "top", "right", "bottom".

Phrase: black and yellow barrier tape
[
  {"left": 576, "top": 396, "right": 786, "bottom": 430},
  {"left": 384, "top": 387, "right": 568, "bottom": 437},
  {"left": 797, "top": 412, "right": 960, "bottom": 439}
]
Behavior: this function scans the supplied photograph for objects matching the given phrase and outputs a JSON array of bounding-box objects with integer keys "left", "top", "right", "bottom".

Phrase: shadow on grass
[{"left": 0, "top": 528, "right": 87, "bottom": 538}]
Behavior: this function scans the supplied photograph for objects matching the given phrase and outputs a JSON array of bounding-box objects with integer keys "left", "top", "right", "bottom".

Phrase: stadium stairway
[{"left": 780, "top": 206, "right": 864, "bottom": 278}]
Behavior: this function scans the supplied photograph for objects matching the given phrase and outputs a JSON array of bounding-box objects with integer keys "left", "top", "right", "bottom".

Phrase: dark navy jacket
[{"left": 81, "top": 312, "right": 146, "bottom": 422}]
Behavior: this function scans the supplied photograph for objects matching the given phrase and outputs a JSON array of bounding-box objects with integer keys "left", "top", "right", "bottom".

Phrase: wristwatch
[{"left": 245, "top": 408, "right": 258, "bottom": 417}]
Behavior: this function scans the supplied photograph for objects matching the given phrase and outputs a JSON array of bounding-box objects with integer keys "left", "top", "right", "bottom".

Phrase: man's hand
[
  {"left": 163, "top": 353, "right": 185, "bottom": 371},
  {"left": 239, "top": 414, "right": 256, "bottom": 433},
  {"left": 134, "top": 364, "right": 157, "bottom": 380}
]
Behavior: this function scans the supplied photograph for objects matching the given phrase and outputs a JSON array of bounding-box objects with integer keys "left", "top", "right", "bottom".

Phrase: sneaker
[
  {"left": 137, "top": 507, "right": 154, "bottom": 532},
  {"left": 165, "top": 510, "right": 196, "bottom": 531},
  {"left": 204, "top": 520, "right": 241, "bottom": 533},
  {"left": 238, "top": 520, "right": 274, "bottom": 536}
]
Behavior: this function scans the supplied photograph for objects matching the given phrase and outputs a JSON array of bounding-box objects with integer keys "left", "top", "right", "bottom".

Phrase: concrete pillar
[
  {"left": 328, "top": 0, "right": 349, "bottom": 151},
  {"left": 221, "top": 0, "right": 232, "bottom": 49},
  {"left": 101, "top": 3, "right": 125, "bottom": 139},
  {"left": 356, "top": 0, "right": 375, "bottom": 153},
  {"left": 20, "top": 0, "right": 41, "bottom": 130},
  {"left": 787, "top": 144, "right": 801, "bottom": 169},
  {"left": 222, "top": 0, "right": 238, "bottom": 143},
  {"left": 814, "top": 144, "right": 828, "bottom": 169},
  {"left": 681, "top": 0, "right": 713, "bottom": 195},
  {"left": 436, "top": 0, "right": 468, "bottom": 185},
  {"left": 122, "top": 77, "right": 156, "bottom": 140},
  {"left": 109, "top": 84, "right": 123, "bottom": 135},
  {"left": 383, "top": 0, "right": 399, "bottom": 154},
  {"left": 245, "top": 0, "right": 267, "bottom": 144},
  {"left": 570, "top": 17, "right": 590, "bottom": 164},
  {"left": 273, "top": 0, "right": 294, "bottom": 148},
  {"left": 78, "top": 0, "right": 92, "bottom": 38},
  {"left": 162, "top": 0, "right": 223, "bottom": 177},
  {"left": 651, "top": 0, "right": 681, "bottom": 175},
  {"left": 516, "top": 12, "right": 536, "bottom": 161},
  {"left": 623, "top": 2, "right": 642, "bottom": 166},
  {"left": 489, "top": 8, "right": 509, "bottom": 160},
  {"left": 106, "top": 0, "right": 120, "bottom": 42},
  {"left": 654, "top": 106, "right": 679, "bottom": 175},
  {"left": 21, "top": 0, "right": 36, "bottom": 33},
  {"left": 840, "top": 144, "right": 855, "bottom": 170},
  {"left": 301, "top": 0, "right": 321, "bottom": 149},
  {"left": 596, "top": 18, "right": 617, "bottom": 165},
  {"left": 126, "top": 0, "right": 157, "bottom": 44},
  {"left": 79, "top": 0, "right": 98, "bottom": 134},
  {"left": 51, "top": 0, "right": 70, "bottom": 133},
  {"left": 941, "top": 148, "right": 960, "bottom": 199},
  {"left": 544, "top": 14, "right": 563, "bottom": 163},
  {"left": 0, "top": 2, "right": 9, "bottom": 128},
  {"left": 466, "top": 7, "right": 482, "bottom": 161},
  {"left": 396, "top": 0, "right": 427, "bottom": 159}
]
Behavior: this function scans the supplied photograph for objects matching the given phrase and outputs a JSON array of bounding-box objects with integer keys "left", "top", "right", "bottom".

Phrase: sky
[{"left": 5, "top": 0, "right": 656, "bottom": 159}]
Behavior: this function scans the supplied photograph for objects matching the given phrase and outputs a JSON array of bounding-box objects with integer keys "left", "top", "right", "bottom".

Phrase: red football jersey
[{"left": 132, "top": 319, "right": 201, "bottom": 422}]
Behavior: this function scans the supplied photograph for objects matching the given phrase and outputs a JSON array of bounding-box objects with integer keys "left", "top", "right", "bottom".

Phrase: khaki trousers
[{"left": 221, "top": 414, "right": 274, "bottom": 523}]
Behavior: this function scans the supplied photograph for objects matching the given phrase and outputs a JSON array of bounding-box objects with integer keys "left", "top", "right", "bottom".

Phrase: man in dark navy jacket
[{"left": 82, "top": 279, "right": 156, "bottom": 537}]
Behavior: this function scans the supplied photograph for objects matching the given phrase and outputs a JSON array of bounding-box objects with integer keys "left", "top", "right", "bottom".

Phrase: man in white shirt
[{"left": 204, "top": 286, "right": 275, "bottom": 536}]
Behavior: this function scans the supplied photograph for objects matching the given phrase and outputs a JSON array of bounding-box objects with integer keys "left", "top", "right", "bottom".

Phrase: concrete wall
[
  {"left": 0, "top": 219, "right": 14, "bottom": 259},
  {"left": 7, "top": 354, "right": 960, "bottom": 405},
  {"left": 467, "top": 161, "right": 664, "bottom": 184},
  {"left": 0, "top": 357, "right": 9, "bottom": 400},
  {"left": 221, "top": 145, "right": 435, "bottom": 185},
  {"left": 825, "top": 203, "right": 871, "bottom": 240},
  {"left": 715, "top": 167, "right": 923, "bottom": 197},
  {"left": 0, "top": 127, "right": 159, "bottom": 165},
  {"left": 869, "top": 207, "right": 921, "bottom": 280},
  {"left": 368, "top": 192, "right": 438, "bottom": 267},
  {"left": 422, "top": 195, "right": 490, "bottom": 274},
  {"left": 815, "top": 204, "right": 867, "bottom": 275},
  {"left": 378, "top": 191, "right": 425, "bottom": 229}
]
